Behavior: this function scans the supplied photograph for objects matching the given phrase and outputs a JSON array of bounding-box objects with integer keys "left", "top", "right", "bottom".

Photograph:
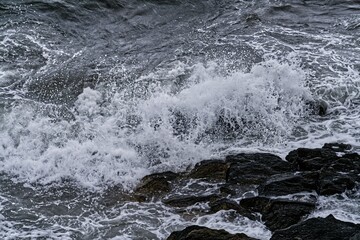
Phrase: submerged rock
[
  {"left": 163, "top": 194, "right": 219, "bottom": 208},
  {"left": 322, "top": 143, "right": 352, "bottom": 152},
  {"left": 167, "top": 225, "right": 257, "bottom": 240},
  {"left": 101, "top": 185, "right": 145, "bottom": 206},
  {"left": 209, "top": 198, "right": 255, "bottom": 220},
  {"left": 271, "top": 215, "right": 360, "bottom": 240},
  {"left": 209, "top": 198, "right": 242, "bottom": 212},
  {"left": 305, "top": 99, "right": 328, "bottom": 116}
]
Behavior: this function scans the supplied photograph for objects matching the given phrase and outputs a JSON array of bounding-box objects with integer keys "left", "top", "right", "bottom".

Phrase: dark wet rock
[
  {"left": 239, "top": 196, "right": 270, "bottom": 213},
  {"left": 271, "top": 215, "right": 360, "bottom": 240},
  {"left": 226, "top": 153, "right": 289, "bottom": 171},
  {"left": 218, "top": 183, "right": 257, "bottom": 199},
  {"left": 167, "top": 225, "right": 257, "bottom": 240},
  {"left": 342, "top": 152, "right": 360, "bottom": 160},
  {"left": 285, "top": 144, "right": 358, "bottom": 174},
  {"left": 306, "top": 99, "right": 328, "bottom": 116},
  {"left": 283, "top": 145, "right": 359, "bottom": 195},
  {"left": 101, "top": 186, "right": 145, "bottom": 206},
  {"left": 209, "top": 198, "right": 240, "bottom": 212},
  {"left": 134, "top": 171, "right": 179, "bottom": 199},
  {"left": 163, "top": 194, "right": 219, "bottom": 208},
  {"left": 240, "top": 197, "right": 315, "bottom": 231},
  {"left": 323, "top": 143, "right": 352, "bottom": 152},
  {"left": 286, "top": 147, "right": 337, "bottom": 163},
  {"left": 219, "top": 185, "right": 237, "bottom": 196},
  {"left": 262, "top": 200, "right": 315, "bottom": 231},
  {"left": 318, "top": 170, "right": 356, "bottom": 195},
  {"left": 286, "top": 147, "right": 338, "bottom": 171},
  {"left": 258, "top": 158, "right": 358, "bottom": 196},
  {"left": 226, "top": 153, "right": 292, "bottom": 185},
  {"left": 188, "top": 160, "right": 230, "bottom": 181},
  {"left": 258, "top": 172, "right": 319, "bottom": 196},
  {"left": 329, "top": 156, "right": 360, "bottom": 173},
  {"left": 296, "top": 156, "right": 330, "bottom": 171},
  {"left": 209, "top": 198, "right": 255, "bottom": 220},
  {"left": 245, "top": 13, "right": 261, "bottom": 23},
  {"left": 125, "top": 144, "right": 360, "bottom": 240}
]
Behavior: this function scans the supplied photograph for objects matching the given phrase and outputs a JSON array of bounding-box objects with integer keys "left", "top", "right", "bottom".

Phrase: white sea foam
[
  {"left": 90, "top": 202, "right": 270, "bottom": 240},
  {"left": 0, "top": 59, "right": 314, "bottom": 189},
  {"left": 1, "top": 2, "right": 360, "bottom": 240},
  {"left": 309, "top": 191, "right": 360, "bottom": 224},
  {"left": 194, "top": 210, "right": 271, "bottom": 239}
]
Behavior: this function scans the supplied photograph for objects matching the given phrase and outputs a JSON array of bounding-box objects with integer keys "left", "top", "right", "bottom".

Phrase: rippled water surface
[{"left": 0, "top": 0, "right": 359, "bottom": 239}]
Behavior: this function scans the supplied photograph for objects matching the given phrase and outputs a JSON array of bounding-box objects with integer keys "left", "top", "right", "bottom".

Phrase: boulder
[
  {"left": 239, "top": 196, "right": 270, "bottom": 213},
  {"left": 258, "top": 166, "right": 357, "bottom": 197},
  {"left": 286, "top": 148, "right": 337, "bottom": 171},
  {"left": 226, "top": 153, "right": 292, "bottom": 185},
  {"left": 285, "top": 147, "right": 337, "bottom": 162},
  {"left": 329, "top": 156, "right": 360, "bottom": 173},
  {"left": 257, "top": 172, "right": 319, "bottom": 196},
  {"left": 318, "top": 170, "right": 356, "bottom": 195},
  {"left": 342, "top": 153, "right": 360, "bottom": 160},
  {"left": 283, "top": 145, "right": 359, "bottom": 196},
  {"left": 305, "top": 99, "right": 328, "bottom": 116},
  {"left": 167, "top": 225, "right": 257, "bottom": 240},
  {"left": 295, "top": 156, "right": 331, "bottom": 171},
  {"left": 271, "top": 215, "right": 360, "bottom": 240},
  {"left": 261, "top": 200, "right": 315, "bottom": 231},
  {"left": 188, "top": 160, "right": 230, "bottom": 180},
  {"left": 240, "top": 197, "right": 315, "bottom": 231},
  {"left": 134, "top": 171, "right": 179, "bottom": 199}
]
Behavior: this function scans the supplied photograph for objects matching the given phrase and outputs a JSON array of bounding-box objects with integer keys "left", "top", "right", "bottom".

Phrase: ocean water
[{"left": 0, "top": 0, "right": 359, "bottom": 239}]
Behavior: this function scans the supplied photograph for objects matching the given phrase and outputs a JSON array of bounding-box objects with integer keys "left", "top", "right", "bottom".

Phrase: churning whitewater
[
  {"left": 0, "top": 0, "right": 359, "bottom": 239},
  {"left": 0, "top": 59, "right": 312, "bottom": 189}
]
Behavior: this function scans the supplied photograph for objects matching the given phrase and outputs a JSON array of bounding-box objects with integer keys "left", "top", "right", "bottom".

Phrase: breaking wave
[{"left": 0, "top": 59, "right": 311, "bottom": 189}]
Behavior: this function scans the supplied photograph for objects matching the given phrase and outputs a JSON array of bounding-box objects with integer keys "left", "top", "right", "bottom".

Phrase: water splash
[{"left": 0, "top": 59, "right": 312, "bottom": 189}]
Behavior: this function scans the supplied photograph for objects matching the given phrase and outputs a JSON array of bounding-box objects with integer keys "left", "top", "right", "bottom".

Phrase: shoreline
[{"left": 131, "top": 143, "right": 360, "bottom": 239}]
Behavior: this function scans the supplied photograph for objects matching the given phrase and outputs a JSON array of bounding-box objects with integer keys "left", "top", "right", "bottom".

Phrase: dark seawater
[{"left": 0, "top": 0, "right": 359, "bottom": 239}]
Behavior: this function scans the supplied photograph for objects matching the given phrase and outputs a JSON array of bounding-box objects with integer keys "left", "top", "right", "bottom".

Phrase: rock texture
[
  {"left": 209, "top": 198, "right": 255, "bottom": 220},
  {"left": 134, "top": 171, "right": 179, "bottom": 200},
  {"left": 188, "top": 160, "right": 230, "bottom": 180},
  {"left": 226, "top": 153, "right": 292, "bottom": 185},
  {"left": 131, "top": 143, "right": 360, "bottom": 239},
  {"left": 163, "top": 194, "right": 219, "bottom": 208},
  {"left": 167, "top": 225, "right": 257, "bottom": 240},
  {"left": 240, "top": 197, "right": 315, "bottom": 231},
  {"left": 271, "top": 215, "right": 360, "bottom": 240},
  {"left": 257, "top": 172, "right": 319, "bottom": 196}
]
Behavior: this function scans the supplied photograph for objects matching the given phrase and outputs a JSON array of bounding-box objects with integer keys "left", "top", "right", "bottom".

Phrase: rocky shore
[{"left": 129, "top": 143, "right": 360, "bottom": 239}]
